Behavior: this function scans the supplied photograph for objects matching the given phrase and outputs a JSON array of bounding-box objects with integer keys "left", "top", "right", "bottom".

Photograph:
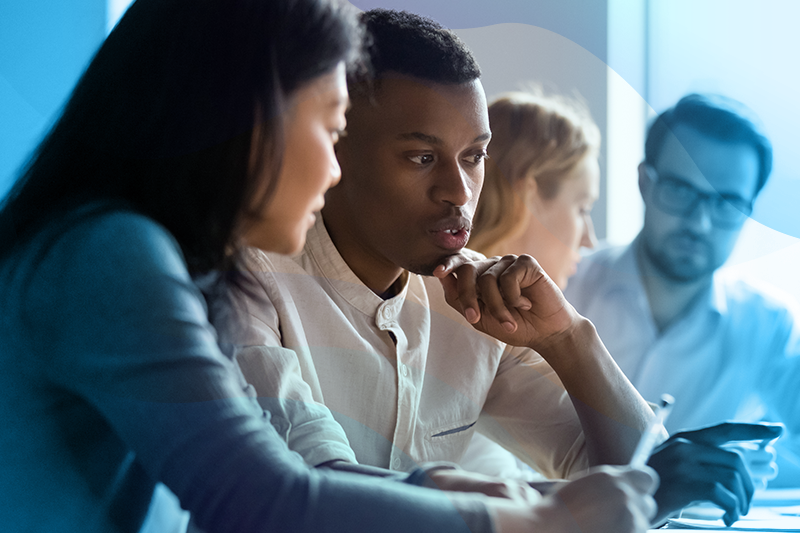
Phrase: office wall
[
  {"left": 647, "top": 0, "right": 800, "bottom": 303},
  {"left": 0, "top": 0, "right": 106, "bottom": 198},
  {"left": 4, "top": 0, "right": 620, "bottom": 241}
]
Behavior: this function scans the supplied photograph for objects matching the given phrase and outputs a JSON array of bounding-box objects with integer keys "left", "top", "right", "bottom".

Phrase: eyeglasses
[{"left": 646, "top": 167, "right": 753, "bottom": 229}]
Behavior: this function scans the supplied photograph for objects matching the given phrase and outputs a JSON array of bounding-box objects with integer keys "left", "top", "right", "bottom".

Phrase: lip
[
  {"left": 428, "top": 216, "right": 471, "bottom": 251},
  {"left": 669, "top": 232, "right": 710, "bottom": 256}
]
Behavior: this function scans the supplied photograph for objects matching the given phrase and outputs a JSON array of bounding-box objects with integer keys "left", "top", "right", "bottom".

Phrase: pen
[{"left": 629, "top": 393, "right": 674, "bottom": 468}]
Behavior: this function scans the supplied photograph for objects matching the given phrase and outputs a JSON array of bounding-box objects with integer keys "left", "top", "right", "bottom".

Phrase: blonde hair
[{"left": 469, "top": 89, "right": 601, "bottom": 256}]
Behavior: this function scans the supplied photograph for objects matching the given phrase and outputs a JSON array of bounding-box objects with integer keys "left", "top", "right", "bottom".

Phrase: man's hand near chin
[
  {"left": 434, "top": 253, "right": 577, "bottom": 350},
  {"left": 434, "top": 252, "right": 655, "bottom": 468}
]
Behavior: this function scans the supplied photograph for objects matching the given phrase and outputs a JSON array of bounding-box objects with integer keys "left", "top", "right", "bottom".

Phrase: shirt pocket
[{"left": 423, "top": 419, "right": 478, "bottom": 462}]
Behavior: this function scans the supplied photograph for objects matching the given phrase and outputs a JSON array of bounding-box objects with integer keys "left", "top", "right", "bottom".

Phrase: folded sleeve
[
  {"left": 478, "top": 345, "right": 589, "bottom": 480},
  {"left": 213, "top": 256, "right": 358, "bottom": 466}
]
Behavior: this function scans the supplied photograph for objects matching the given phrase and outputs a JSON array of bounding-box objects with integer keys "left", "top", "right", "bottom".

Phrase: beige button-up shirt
[{"left": 230, "top": 216, "right": 588, "bottom": 478}]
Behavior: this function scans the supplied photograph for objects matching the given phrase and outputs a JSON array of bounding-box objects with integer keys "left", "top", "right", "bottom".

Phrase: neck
[
  {"left": 634, "top": 238, "right": 712, "bottom": 333},
  {"left": 321, "top": 205, "right": 404, "bottom": 296}
]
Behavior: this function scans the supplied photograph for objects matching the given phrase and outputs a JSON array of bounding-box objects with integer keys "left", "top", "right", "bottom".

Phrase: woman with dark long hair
[{"left": 0, "top": 1, "right": 510, "bottom": 531}]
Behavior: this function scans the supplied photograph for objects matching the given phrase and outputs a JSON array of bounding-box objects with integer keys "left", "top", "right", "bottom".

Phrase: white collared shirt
[
  {"left": 226, "top": 216, "right": 589, "bottom": 477},
  {"left": 564, "top": 241, "right": 800, "bottom": 439}
]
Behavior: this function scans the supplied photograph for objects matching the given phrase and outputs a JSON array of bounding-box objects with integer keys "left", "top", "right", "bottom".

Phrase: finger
[
  {"left": 728, "top": 443, "right": 779, "bottom": 485},
  {"left": 709, "top": 484, "right": 741, "bottom": 527},
  {"left": 674, "top": 422, "right": 784, "bottom": 447},
  {"left": 642, "top": 493, "right": 658, "bottom": 522},
  {"left": 689, "top": 444, "right": 755, "bottom": 513},
  {"left": 452, "top": 264, "right": 482, "bottom": 324},
  {"left": 651, "top": 439, "right": 753, "bottom": 516},
  {"left": 498, "top": 255, "right": 540, "bottom": 311},
  {"left": 439, "top": 273, "right": 480, "bottom": 324},
  {"left": 434, "top": 252, "right": 479, "bottom": 278},
  {"left": 438, "top": 273, "right": 459, "bottom": 309},
  {"left": 625, "top": 466, "right": 660, "bottom": 495},
  {"left": 476, "top": 258, "right": 519, "bottom": 332}
]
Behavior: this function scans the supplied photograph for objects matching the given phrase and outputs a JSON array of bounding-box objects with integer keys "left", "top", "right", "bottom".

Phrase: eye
[
  {"left": 464, "top": 151, "right": 488, "bottom": 165},
  {"left": 408, "top": 154, "right": 435, "bottom": 165}
]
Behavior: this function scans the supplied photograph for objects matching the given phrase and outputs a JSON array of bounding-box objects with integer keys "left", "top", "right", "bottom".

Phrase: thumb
[{"left": 622, "top": 466, "right": 659, "bottom": 495}]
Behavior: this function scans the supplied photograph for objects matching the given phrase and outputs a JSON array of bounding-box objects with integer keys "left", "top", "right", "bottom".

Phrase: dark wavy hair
[
  {"left": 0, "top": 0, "right": 364, "bottom": 275},
  {"left": 645, "top": 93, "right": 773, "bottom": 197},
  {"left": 354, "top": 9, "right": 480, "bottom": 88}
]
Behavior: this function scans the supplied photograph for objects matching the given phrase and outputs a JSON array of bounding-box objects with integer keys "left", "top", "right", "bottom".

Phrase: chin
[
  {"left": 283, "top": 239, "right": 305, "bottom": 256},
  {"left": 404, "top": 251, "right": 461, "bottom": 277},
  {"left": 265, "top": 232, "right": 304, "bottom": 256}
]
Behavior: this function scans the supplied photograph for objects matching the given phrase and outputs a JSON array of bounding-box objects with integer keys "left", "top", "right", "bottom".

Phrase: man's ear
[{"left": 638, "top": 162, "right": 651, "bottom": 201}]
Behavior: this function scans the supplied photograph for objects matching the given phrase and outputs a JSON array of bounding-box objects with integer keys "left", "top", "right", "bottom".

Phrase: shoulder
[
  {"left": 245, "top": 246, "right": 310, "bottom": 277},
  {"left": 718, "top": 273, "right": 800, "bottom": 320},
  {"left": 45, "top": 208, "right": 184, "bottom": 271},
  {"left": 577, "top": 243, "right": 626, "bottom": 273},
  {"left": 9, "top": 208, "right": 187, "bottom": 290},
  {"left": 564, "top": 243, "right": 629, "bottom": 300},
  {"left": 24, "top": 209, "right": 200, "bottom": 321}
]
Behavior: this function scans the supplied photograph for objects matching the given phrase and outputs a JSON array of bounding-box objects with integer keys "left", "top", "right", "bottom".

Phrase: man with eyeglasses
[{"left": 565, "top": 94, "right": 800, "bottom": 487}]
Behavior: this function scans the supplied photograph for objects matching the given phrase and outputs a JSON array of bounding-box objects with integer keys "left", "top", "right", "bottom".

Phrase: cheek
[
  {"left": 468, "top": 175, "right": 484, "bottom": 212},
  {"left": 544, "top": 208, "right": 581, "bottom": 250}
]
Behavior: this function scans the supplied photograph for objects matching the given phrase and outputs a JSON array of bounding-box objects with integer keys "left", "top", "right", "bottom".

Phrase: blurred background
[{"left": 3, "top": 0, "right": 799, "bottom": 299}]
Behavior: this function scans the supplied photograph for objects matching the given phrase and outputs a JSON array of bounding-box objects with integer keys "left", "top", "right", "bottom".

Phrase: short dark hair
[
  {"left": 357, "top": 9, "right": 480, "bottom": 86},
  {"left": 645, "top": 93, "right": 773, "bottom": 196},
  {"left": 0, "top": 0, "right": 364, "bottom": 273}
]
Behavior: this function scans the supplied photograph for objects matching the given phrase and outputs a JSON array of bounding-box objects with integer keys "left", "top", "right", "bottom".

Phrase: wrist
[{"left": 529, "top": 316, "right": 599, "bottom": 367}]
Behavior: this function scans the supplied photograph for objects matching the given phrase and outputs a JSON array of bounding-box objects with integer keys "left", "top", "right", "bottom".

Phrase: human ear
[
  {"left": 517, "top": 174, "right": 542, "bottom": 214},
  {"left": 638, "top": 162, "right": 651, "bottom": 201}
]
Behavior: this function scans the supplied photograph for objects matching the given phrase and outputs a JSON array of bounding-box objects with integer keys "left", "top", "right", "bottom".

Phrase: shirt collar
[{"left": 301, "top": 214, "right": 410, "bottom": 317}]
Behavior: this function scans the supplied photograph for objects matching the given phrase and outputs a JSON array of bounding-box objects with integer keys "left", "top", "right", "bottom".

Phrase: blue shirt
[{"left": 565, "top": 242, "right": 800, "bottom": 443}]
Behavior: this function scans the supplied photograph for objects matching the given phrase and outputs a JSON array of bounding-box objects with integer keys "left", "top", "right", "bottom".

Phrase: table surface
[{"left": 649, "top": 489, "right": 800, "bottom": 533}]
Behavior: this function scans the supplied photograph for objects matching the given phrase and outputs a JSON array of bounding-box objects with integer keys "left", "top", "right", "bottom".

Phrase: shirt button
[
  {"left": 401, "top": 364, "right": 409, "bottom": 377},
  {"left": 392, "top": 457, "right": 401, "bottom": 469},
  {"left": 382, "top": 307, "right": 392, "bottom": 320}
]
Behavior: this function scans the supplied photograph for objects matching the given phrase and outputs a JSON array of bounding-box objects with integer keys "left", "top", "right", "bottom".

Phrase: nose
[
  {"left": 686, "top": 198, "right": 713, "bottom": 234},
  {"left": 580, "top": 213, "right": 597, "bottom": 249},
  {"left": 431, "top": 158, "right": 474, "bottom": 207}
]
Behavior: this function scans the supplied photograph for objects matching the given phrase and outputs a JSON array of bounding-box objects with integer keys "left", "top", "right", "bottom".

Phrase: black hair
[
  {"left": 645, "top": 93, "right": 773, "bottom": 196},
  {"left": 0, "top": 0, "right": 364, "bottom": 274},
  {"left": 356, "top": 9, "right": 480, "bottom": 86}
]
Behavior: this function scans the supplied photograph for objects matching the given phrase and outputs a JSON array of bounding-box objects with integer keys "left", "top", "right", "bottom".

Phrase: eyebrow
[{"left": 396, "top": 131, "right": 491, "bottom": 145}]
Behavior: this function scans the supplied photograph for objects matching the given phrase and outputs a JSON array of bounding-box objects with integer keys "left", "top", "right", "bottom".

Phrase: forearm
[{"left": 534, "top": 318, "right": 654, "bottom": 466}]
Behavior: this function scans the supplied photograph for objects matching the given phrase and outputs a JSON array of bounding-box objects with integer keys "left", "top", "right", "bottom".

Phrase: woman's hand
[{"left": 488, "top": 466, "right": 658, "bottom": 533}]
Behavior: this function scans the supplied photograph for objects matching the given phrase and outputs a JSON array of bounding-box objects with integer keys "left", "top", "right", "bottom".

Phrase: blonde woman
[{"left": 469, "top": 90, "right": 600, "bottom": 289}]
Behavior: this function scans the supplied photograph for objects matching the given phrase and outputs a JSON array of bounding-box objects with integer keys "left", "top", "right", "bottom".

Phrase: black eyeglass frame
[{"left": 644, "top": 165, "right": 754, "bottom": 229}]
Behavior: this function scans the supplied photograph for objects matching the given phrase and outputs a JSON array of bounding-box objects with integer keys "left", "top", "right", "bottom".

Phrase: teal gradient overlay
[{"left": 2, "top": 0, "right": 798, "bottom": 237}]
